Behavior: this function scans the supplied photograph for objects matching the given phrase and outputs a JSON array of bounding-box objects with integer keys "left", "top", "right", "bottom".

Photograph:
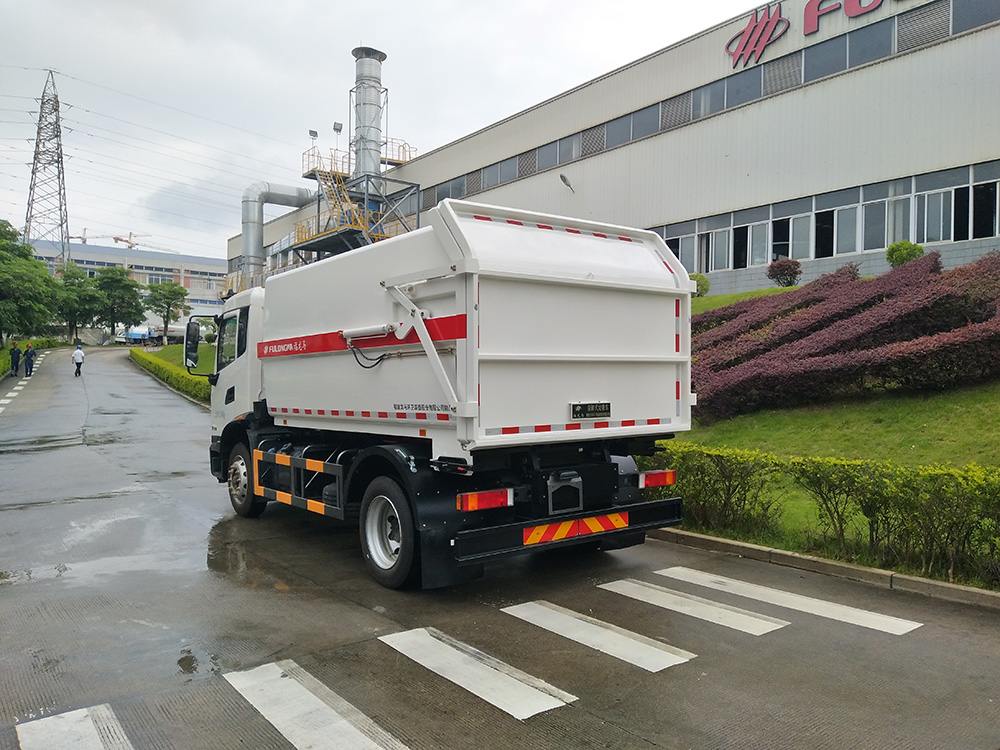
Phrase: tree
[
  {"left": 95, "top": 266, "right": 144, "bottom": 337},
  {"left": 886, "top": 240, "right": 925, "bottom": 268},
  {"left": 57, "top": 262, "right": 104, "bottom": 342},
  {"left": 145, "top": 281, "right": 191, "bottom": 345},
  {"left": 0, "top": 220, "right": 59, "bottom": 343},
  {"left": 766, "top": 258, "right": 802, "bottom": 287}
]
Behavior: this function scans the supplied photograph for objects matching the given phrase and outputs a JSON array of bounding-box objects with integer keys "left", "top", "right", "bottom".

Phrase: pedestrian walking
[
  {"left": 23, "top": 343, "right": 36, "bottom": 377},
  {"left": 71, "top": 344, "right": 85, "bottom": 377},
  {"left": 9, "top": 341, "right": 21, "bottom": 377}
]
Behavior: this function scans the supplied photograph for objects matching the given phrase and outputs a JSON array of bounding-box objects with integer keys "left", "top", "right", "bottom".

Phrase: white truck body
[
  {"left": 258, "top": 200, "right": 692, "bottom": 453},
  {"left": 194, "top": 200, "right": 692, "bottom": 588}
]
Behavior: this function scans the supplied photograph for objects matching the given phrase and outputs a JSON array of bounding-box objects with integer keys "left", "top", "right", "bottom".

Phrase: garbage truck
[{"left": 185, "top": 199, "right": 694, "bottom": 589}]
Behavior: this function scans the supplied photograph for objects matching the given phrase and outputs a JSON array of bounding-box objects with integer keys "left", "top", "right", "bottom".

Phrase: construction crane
[
  {"left": 68, "top": 228, "right": 118, "bottom": 244},
  {"left": 114, "top": 237, "right": 181, "bottom": 255},
  {"left": 111, "top": 232, "right": 152, "bottom": 249}
]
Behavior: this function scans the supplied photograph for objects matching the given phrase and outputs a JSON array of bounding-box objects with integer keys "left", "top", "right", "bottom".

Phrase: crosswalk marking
[
  {"left": 657, "top": 567, "right": 923, "bottom": 635},
  {"left": 379, "top": 627, "right": 577, "bottom": 720},
  {"left": 502, "top": 600, "right": 696, "bottom": 671},
  {"left": 16, "top": 704, "right": 134, "bottom": 750},
  {"left": 600, "top": 578, "right": 789, "bottom": 635},
  {"left": 225, "top": 660, "right": 408, "bottom": 749}
]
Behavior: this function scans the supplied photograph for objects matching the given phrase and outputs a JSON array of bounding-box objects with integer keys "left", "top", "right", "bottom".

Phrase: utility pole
[{"left": 25, "top": 70, "right": 70, "bottom": 265}]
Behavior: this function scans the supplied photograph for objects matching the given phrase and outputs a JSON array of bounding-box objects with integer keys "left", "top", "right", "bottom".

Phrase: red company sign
[
  {"left": 727, "top": 0, "right": 895, "bottom": 66},
  {"left": 727, "top": 4, "right": 790, "bottom": 69}
]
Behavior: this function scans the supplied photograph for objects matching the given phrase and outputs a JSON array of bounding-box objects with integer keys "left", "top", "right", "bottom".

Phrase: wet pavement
[{"left": 2, "top": 348, "right": 999, "bottom": 749}]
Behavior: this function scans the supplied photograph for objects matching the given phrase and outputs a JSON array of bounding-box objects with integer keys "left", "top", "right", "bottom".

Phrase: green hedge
[
  {"left": 643, "top": 444, "right": 1000, "bottom": 588},
  {"left": 130, "top": 348, "right": 211, "bottom": 403},
  {"left": 2, "top": 338, "right": 67, "bottom": 375}
]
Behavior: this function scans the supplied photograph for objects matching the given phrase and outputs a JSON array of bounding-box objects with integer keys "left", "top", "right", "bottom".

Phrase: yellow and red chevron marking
[
  {"left": 523, "top": 520, "right": 578, "bottom": 546},
  {"left": 578, "top": 512, "right": 629, "bottom": 535},
  {"left": 523, "top": 513, "right": 630, "bottom": 546}
]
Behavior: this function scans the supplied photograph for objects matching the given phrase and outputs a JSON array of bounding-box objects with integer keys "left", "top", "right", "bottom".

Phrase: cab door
[{"left": 212, "top": 306, "right": 253, "bottom": 432}]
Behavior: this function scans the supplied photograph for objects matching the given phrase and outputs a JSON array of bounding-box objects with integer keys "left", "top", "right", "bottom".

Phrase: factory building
[{"left": 231, "top": 0, "right": 1000, "bottom": 295}]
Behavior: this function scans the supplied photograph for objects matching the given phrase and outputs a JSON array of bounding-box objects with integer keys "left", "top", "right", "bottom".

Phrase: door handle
[{"left": 225, "top": 387, "right": 235, "bottom": 404}]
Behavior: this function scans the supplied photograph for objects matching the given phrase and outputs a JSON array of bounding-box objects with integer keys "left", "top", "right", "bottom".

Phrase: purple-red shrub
[{"left": 692, "top": 252, "right": 1000, "bottom": 421}]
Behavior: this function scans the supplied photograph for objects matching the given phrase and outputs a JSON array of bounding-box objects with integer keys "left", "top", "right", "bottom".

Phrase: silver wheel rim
[
  {"left": 229, "top": 454, "right": 248, "bottom": 505},
  {"left": 365, "top": 494, "right": 401, "bottom": 570}
]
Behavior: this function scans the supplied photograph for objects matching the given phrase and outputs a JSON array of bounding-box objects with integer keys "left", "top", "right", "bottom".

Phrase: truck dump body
[{"left": 257, "top": 199, "right": 693, "bottom": 460}]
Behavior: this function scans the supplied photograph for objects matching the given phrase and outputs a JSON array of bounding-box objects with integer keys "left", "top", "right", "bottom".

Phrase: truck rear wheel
[
  {"left": 360, "top": 477, "right": 417, "bottom": 589},
  {"left": 228, "top": 443, "right": 267, "bottom": 518}
]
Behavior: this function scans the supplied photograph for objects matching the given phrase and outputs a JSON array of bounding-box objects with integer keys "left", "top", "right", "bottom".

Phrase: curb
[{"left": 649, "top": 527, "right": 1000, "bottom": 611}]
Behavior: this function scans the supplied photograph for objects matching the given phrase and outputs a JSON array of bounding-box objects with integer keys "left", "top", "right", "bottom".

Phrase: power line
[{"left": 63, "top": 105, "right": 302, "bottom": 176}]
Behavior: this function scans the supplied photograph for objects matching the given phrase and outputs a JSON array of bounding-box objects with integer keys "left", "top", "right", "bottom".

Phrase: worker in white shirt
[{"left": 71, "top": 344, "right": 85, "bottom": 377}]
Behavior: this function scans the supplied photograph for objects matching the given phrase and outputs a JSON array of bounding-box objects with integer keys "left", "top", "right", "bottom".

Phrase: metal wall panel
[{"left": 447, "top": 28, "right": 999, "bottom": 234}]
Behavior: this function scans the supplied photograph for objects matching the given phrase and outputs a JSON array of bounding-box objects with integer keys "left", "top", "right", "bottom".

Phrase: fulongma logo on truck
[{"left": 263, "top": 340, "right": 307, "bottom": 355}]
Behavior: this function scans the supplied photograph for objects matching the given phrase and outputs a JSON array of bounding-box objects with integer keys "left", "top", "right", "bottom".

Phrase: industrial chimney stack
[{"left": 351, "top": 47, "right": 387, "bottom": 181}]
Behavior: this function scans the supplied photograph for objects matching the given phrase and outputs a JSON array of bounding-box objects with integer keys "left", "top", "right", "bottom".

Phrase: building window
[
  {"left": 804, "top": 35, "right": 847, "bottom": 82},
  {"left": 733, "top": 223, "right": 768, "bottom": 268},
  {"left": 848, "top": 18, "right": 894, "bottom": 68},
  {"left": 605, "top": 114, "right": 631, "bottom": 149},
  {"left": 557, "top": 133, "right": 581, "bottom": 164},
  {"left": 605, "top": 105, "right": 659, "bottom": 149},
  {"left": 863, "top": 201, "right": 887, "bottom": 251},
  {"left": 888, "top": 197, "right": 911, "bottom": 245},
  {"left": 836, "top": 206, "right": 858, "bottom": 254},
  {"left": 483, "top": 156, "right": 517, "bottom": 188},
  {"left": 916, "top": 190, "right": 953, "bottom": 243},
  {"left": 692, "top": 80, "right": 725, "bottom": 120},
  {"left": 772, "top": 215, "right": 811, "bottom": 261},
  {"left": 727, "top": 67, "right": 762, "bottom": 108},
  {"left": 698, "top": 229, "right": 730, "bottom": 272},
  {"left": 436, "top": 176, "right": 466, "bottom": 203},
  {"left": 815, "top": 211, "right": 835, "bottom": 258},
  {"left": 953, "top": 0, "right": 1000, "bottom": 34},
  {"left": 536, "top": 134, "right": 580, "bottom": 171},
  {"left": 537, "top": 141, "right": 558, "bottom": 171},
  {"left": 972, "top": 182, "right": 998, "bottom": 238}
]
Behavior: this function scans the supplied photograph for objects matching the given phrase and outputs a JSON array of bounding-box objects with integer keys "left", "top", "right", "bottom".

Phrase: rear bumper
[{"left": 452, "top": 496, "right": 682, "bottom": 564}]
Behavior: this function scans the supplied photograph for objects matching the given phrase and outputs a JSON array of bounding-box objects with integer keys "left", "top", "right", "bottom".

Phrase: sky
[{"left": 0, "top": 0, "right": 755, "bottom": 260}]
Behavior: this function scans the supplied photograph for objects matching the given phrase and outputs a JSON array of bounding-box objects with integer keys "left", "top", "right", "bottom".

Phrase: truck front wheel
[
  {"left": 360, "top": 477, "right": 417, "bottom": 589},
  {"left": 228, "top": 443, "right": 267, "bottom": 518}
]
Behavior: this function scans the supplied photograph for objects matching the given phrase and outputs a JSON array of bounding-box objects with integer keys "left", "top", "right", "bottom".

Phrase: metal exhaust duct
[
  {"left": 351, "top": 46, "right": 387, "bottom": 180},
  {"left": 241, "top": 181, "right": 316, "bottom": 283}
]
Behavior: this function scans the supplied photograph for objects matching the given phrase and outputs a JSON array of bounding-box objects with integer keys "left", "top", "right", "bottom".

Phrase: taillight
[
  {"left": 638, "top": 470, "right": 676, "bottom": 489},
  {"left": 457, "top": 488, "right": 514, "bottom": 512}
]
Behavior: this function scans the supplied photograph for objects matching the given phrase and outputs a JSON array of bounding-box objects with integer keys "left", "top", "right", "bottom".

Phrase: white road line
[
  {"left": 16, "top": 704, "right": 134, "bottom": 750},
  {"left": 225, "top": 661, "right": 408, "bottom": 750},
  {"left": 1, "top": 399, "right": 12, "bottom": 404},
  {"left": 600, "top": 578, "right": 789, "bottom": 635},
  {"left": 656, "top": 567, "right": 923, "bottom": 635},
  {"left": 503, "top": 600, "right": 696, "bottom": 671},
  {"left": 379, "top": 627, "right": 576, "bottom": 720}
]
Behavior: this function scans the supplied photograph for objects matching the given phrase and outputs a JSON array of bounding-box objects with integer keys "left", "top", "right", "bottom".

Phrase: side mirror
[{"left": 184, "top": 320, "right": 201, "bottom": 368}]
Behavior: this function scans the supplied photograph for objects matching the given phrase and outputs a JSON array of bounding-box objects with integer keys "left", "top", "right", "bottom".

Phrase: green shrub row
[
  {"left": 130, "top": 348, "right": 211, "bottom": 403},
  {"left": 639, "top": 443, "right": 1000, "bottom": 587}
]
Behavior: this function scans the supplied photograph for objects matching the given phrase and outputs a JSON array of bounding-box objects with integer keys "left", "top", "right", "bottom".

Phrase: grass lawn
[
  {"left": 149, "top": 343, "right": 215, "bottom": 375},
  {"left": 691, "top": 286, "right": 792, "bottom": 315}
]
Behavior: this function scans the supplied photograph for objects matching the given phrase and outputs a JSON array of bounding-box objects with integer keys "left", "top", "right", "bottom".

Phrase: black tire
[
  {"left": 359, "top": 477, "right": 418, "bottom": 589},
  {"left": 228, "top": 443, "right": 267, "bottom": 518}
]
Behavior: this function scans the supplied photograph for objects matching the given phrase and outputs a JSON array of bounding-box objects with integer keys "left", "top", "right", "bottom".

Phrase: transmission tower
[{"left": 24, "top": 70, "right": 70, "bottom": 264}]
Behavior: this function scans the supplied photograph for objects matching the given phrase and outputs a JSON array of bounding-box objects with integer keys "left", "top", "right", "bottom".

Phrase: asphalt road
[{"left": 1, "top": 348, "right": 999, "bottom": 749}]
